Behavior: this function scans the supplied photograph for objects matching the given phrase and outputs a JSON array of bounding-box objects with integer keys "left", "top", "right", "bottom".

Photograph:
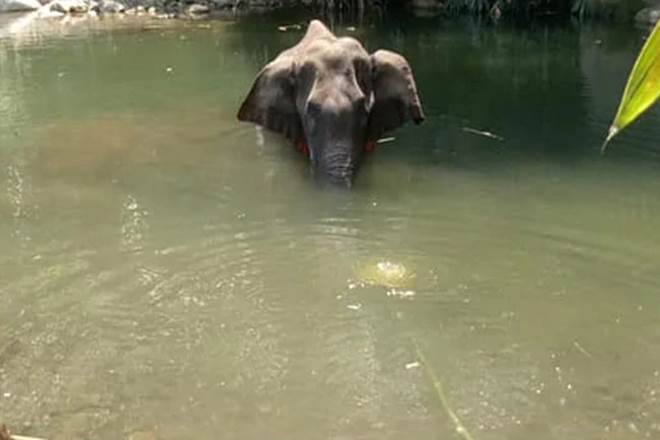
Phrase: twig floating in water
[
  {"left": 462, "top": 127, "right": 504, "bottom": 142},
  {"left": 405, "top": 361, "right": 420, "bottom": 370},
  {"left": 379, "top": 297, "right": 475, "bottom": 439},
  {"left": 573, "top": 341, "right": 593, "bottom": 358},
  {"left": 377, "top": 137, "right": 396, "bottom": 144},
  {"left": 1, "top": 425, "right": 47, "bottom": 440},
  {"left": 412, "top": 340, "right": 477, "bottom": 440},
  {"left": 277, "top": 24, "right": 303, "bottom": 32}
]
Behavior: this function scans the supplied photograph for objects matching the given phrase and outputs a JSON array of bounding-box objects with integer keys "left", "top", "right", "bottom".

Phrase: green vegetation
[
  {"left": 603, "top": 20, "right": 660, "bottom": 151},
  {"left": 428, "top": 0, "right": 640, "bottom": 19}
]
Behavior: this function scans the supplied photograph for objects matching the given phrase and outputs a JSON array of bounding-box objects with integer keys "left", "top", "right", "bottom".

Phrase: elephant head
[{"left": 237, "top": 20, "right": 424, "bottom": 186}]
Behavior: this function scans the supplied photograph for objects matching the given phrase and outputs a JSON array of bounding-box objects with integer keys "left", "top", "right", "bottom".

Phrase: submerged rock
[
  {"left": 355, "top": 261, "right": 415, "bottom": 289},
  {"left": 0, "top": 0, "right": 41, "bottom": 12}
]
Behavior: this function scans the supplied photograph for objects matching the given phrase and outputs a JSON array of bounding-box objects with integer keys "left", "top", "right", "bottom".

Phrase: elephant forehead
[
  {"left": 302, "top": 37, "right": 369, "bottom": 70},
  {"left": 336, "top": 37, "right": 369, "bottom": 57},
  {"left": 309, "top": 78, "right": 364, "bottom": 105}
]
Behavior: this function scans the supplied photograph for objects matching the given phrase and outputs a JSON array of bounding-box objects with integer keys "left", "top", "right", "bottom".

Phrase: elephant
[{"left": 237, "top": 19, "right": 425, "bottom": 186}]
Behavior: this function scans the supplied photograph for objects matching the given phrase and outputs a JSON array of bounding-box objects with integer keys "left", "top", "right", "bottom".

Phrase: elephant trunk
[{"left": 315, "top": 147, "right": 358, "bottom": 186}]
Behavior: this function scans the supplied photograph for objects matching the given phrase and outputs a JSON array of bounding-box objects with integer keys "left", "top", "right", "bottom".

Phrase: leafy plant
[
  {"left": 602, "top": 20, "right": 660, "bottom": 152},
  {"left": 571, "top": 0, "right": 592, "bottom": 19},
  {"left": 445, "top": 0, "right": 490, "bottom": 15}
]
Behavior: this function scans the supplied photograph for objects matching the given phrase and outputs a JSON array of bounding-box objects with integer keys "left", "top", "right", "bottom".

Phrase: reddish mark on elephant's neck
[{"left": 296, "top": 139, "right": 310, "bottom": 157}]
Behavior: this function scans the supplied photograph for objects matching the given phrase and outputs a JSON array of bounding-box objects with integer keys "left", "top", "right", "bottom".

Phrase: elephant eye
[
  {"left": 300, "top": 60, "right": 318, "bottom": 75},
  {"left": 354, "top": 95, "right": 367, "bottom": 110},
  {"left": 296, "top": 61, "right": 316, "bottom": 85},
  {"left": 307, "top": 101, "right": 322, "bottom": 115}
]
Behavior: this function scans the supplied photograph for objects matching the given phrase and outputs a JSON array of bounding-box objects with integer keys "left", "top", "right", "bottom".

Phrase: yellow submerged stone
[{"left": 355, "top": 260, "right": 414, "bottom": 289}]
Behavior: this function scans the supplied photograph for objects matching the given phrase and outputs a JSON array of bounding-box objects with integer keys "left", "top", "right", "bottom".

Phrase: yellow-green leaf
[{"left": 602, "top": 20, "right": 660, "bottom": 152}]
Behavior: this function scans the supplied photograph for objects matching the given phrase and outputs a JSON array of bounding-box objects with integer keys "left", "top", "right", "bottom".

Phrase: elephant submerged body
[{"left": 237, "top": 20, "right": 425, "bottom": 186}]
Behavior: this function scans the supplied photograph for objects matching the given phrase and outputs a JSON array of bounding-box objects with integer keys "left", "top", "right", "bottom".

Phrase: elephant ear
[
  {"left": 237, "top": 57, "right": 302, "bottom": 141},
  {"left": 368, "top": 50, "right": 425, "bottom": 141}
]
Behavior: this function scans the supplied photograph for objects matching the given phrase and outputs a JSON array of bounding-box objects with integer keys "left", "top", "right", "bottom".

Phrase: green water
[{"left": 1, "top": 11, "right": 660, "bottom": 440}]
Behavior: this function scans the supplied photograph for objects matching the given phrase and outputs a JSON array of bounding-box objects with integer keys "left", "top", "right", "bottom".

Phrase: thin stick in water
[
  {"left": 573, "top": 341, "right": 593, "bottom": 358},
  {"left": 1, "top": 425, "right": 47, "bottom": 440},
  {"left": 462, "top": 127, "right": 504, "bottom": 142},
  {"left": 411, "top": 339, "right": 476, "bottom": 440}
]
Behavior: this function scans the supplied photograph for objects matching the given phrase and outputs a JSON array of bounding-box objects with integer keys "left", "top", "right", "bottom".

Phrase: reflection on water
[{"left": 1, "top": 11, "right": 660, "bottom": 440}]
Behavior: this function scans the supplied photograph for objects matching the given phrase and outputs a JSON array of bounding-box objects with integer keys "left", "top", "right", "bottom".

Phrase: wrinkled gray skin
[{"left": 237, "top": 20, "right": 425, "bottom": 186}]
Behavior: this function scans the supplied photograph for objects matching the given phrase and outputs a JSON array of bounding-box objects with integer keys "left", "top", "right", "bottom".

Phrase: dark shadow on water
[{"left": 229, "top": 8, "right": 659, "bottom": 170}]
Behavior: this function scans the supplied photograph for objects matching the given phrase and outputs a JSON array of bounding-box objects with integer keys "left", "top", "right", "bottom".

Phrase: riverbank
[
  {"left": 0, "top": 0, "right": 295, "bottom": 21},
  {"left": 0, "top": 0, "right": 659, "bottom": 24},
  {"left": 0, "top": 0, "right": 288, "bottom": 43}
]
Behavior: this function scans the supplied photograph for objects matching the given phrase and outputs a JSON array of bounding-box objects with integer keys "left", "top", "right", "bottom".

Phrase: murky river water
[{"left": 1, "top": 10, "right": 660, "bottom": 440}]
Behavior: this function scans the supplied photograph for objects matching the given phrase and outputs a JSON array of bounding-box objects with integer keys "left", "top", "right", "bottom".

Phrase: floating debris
[
  {"left": 462, "top": 126, "right": 504, "bottom": 141},
  {"left": 573, "top": 341, "right": 593, "bottom": 358},
  {"left": 1, "top": 424, "right": 47, "bottom": 440},
  {"left": 387, "top": 288, "right": 416, "bottom": 299},
  {"left": 413, "top": 340, "right": 476, "bottom": 440},
  {"left": 277, "top": 24, "right": 302, "bottom": 32},
  {"left": 405, "top": 361, "right": 420, "bottom": 370},
  {"left": 346, "top": 303, "right": 362, "bottom": 311},
  {"left": 377, "top": 136, "right": 396, "bottom": 144}
]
